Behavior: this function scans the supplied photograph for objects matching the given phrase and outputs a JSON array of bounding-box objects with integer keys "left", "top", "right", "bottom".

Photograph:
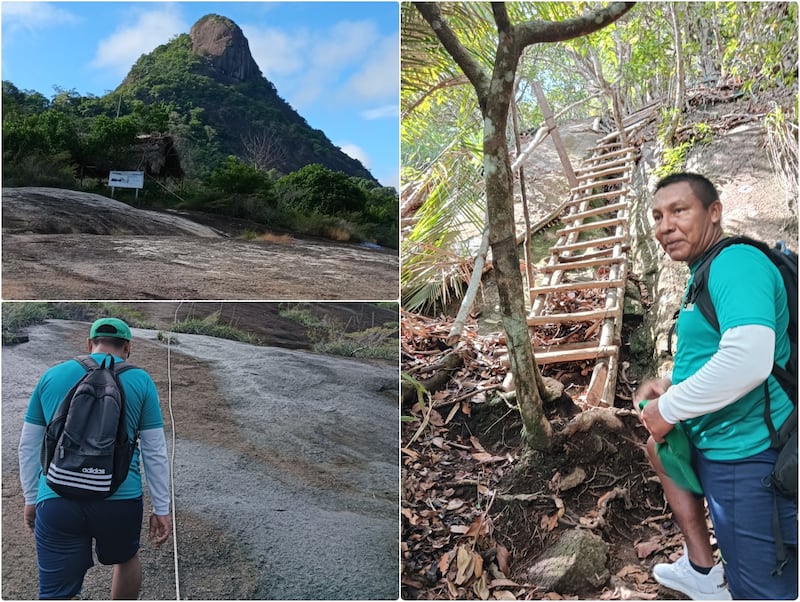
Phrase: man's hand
[
  {"left": 23, "top": 504, "right": 36, "bottom": 535},
  {"left": 640, "top": 398, "right": 675, "bottom": 443},
  {"left": 633, "top": 377, "right": 672, "bottom": 410},
  {"left": 149, "top": 513, "right": 172, "bottom": 547}
]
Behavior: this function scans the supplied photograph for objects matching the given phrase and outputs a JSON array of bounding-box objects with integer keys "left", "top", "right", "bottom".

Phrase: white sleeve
[
  {"left": 659, "top": 324, "right": 775, "bottom": 424},
  {"left": 18, "top": 422, "right": 45, "bottom": 505},
  {"left": 139, "top": 428, "right": 171, "bottom": 515}
]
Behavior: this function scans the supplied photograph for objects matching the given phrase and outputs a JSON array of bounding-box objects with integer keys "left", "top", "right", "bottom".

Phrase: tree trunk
[
  {"left": 483, "top": 20, "right": 552, "bottom": 450},
  {"left": 413, "top": 1, "right": 634, "bottom": 451},
  {"left": 668, "top": 3, "right": 686, "bottom": 141}
]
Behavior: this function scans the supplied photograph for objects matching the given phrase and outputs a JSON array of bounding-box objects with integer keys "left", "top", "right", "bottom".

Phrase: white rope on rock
[{"left": 167, "top": 302, "right": 183, "bottom": 600}]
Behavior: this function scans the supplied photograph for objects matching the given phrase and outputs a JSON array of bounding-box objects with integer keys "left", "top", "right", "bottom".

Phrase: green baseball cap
[{"left": 89, "top": 317, "right": 132, "bottom": 341}]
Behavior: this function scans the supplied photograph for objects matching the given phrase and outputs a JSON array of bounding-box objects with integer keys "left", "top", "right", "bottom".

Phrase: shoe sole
[{"left": 653, "top": 574, "right": 732, "bottom": 601}]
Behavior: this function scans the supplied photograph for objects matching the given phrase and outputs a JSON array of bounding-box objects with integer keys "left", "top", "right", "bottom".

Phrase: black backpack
[
  {"left": 677, "top": 235, "right": 797, "bottom": 574},
  {"left": 40, "top": 355, "right": 139, "bottom": 500}
]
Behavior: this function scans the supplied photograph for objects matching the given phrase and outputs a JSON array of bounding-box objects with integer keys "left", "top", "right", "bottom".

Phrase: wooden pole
[{"left": 531, "top": 81, "right": 578, "bottom": 189}]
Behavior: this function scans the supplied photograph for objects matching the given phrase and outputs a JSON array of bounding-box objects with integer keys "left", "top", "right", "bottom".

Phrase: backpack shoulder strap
[
  {"left": 113, "top": 361, "right": 140, "bottom": 376},
  {"left": 690, "top": 236, "right": 768, "bottom": 332},
  {"left": 74, "top": 355, "right": 100, "bottom": 372}
]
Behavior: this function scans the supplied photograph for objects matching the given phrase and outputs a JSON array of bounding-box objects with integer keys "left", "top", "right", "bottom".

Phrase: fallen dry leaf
[
  {"left": 634, "top": 538, "right": 663, "bottom": 559},
  {"left": 473, "top": 571, "right": 490, "bottom": 600},
  {"left": 438, "top": 551, "right": 451, "bottom": 575},
  {"left": 472, "top": 451, "right": 507, "bottom": 464},
  {"left": 489, "top": 578, "right": 519, "bottom": 588},
  {"left": 496, "top": 544, "right": 510, "bottom": 576}
]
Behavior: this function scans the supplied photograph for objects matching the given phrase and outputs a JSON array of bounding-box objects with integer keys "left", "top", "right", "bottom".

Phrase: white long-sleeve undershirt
[
  {"left": 658, "top": 324, "right": 776, "bottom": 424},
  {"left": 140, "top": 427, "right": 171, "bottom": 515},
  {"left": 18, "top": 422, "right": 45, "bottom": 505}
]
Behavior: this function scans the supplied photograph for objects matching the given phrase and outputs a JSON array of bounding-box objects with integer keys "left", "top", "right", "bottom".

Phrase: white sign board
[{"left": 108, "top": 171, "right": 144, "bottom": 189}]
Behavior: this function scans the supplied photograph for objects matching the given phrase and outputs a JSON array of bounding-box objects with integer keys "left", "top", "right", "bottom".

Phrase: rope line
[{"left": 167, "top": 302, "right": 183, "bottom": 600}]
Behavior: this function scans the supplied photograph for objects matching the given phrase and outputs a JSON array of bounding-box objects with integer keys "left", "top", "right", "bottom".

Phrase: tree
[
  {"left": 413, "top": 1, "right": 634, "bottom": 450},
  {"left": 240, "top": 126, "right": 288, "bottom": 172},
  {"left": 276, "top": 164, "right": 369, "bottom": 215},
  {"left": 205, "top": 155, "right": 273, "bottom": 195}
]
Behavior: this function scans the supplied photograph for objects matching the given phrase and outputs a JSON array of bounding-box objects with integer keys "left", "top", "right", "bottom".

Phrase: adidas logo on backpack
[{"left": 40, "top": 355, "right": 139, "bottom": 499}]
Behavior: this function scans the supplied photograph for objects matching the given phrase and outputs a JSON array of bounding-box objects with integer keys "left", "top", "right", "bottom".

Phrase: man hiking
[
  {"left": 18, "top": 317, "right": 171, "bottom": 599},
  {"left": 635, "top": 172, "right": 797, "bottom": 599}
]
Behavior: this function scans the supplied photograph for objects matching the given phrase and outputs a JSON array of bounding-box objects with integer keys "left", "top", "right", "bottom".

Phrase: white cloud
[
  {"left": 89, "top": 8, "right": 188, "bottom": 78},
  {"left": 343, "top": 33, "right": 399, "bottom": 102},
  {"left": 361, "top": 104, "right": 399, "bottom": 120},
  {"left": 340, "top": 143, "right": 371, "bottom": 168},
  {"left": 245, "top": 25, "right": 308, "bottom": 78},
  {"left": 310, "top": 20, "right": 378, "bottom": 70},
  {"left": 2, "top": 2, "right": 80, "bottom": 32},
  {"left": 245, "top": 18, "right": 397, "bottom": 110}
]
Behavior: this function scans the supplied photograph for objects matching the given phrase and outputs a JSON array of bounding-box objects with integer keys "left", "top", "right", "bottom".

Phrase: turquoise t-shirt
[
  {"left": 672, "top": 244, "right": 792, "bottom": 460},
  {"left": 24, "top": 353, "right": 164, "bottom": 503}
]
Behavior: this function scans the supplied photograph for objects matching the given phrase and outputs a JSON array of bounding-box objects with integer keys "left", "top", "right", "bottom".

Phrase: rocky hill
[{"left": 115, "top": 14, "right": 376, "bottom": 181}]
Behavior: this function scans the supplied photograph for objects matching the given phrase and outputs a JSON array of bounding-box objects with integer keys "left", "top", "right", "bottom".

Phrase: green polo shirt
[
  {"left": 24, "top": 353, "right": 164, "bottom": 504},
  {"left": 672, "top": 244, "right": 792, "bottom": 460}
]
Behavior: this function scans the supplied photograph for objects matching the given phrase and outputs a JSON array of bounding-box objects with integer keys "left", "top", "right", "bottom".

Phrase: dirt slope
[
  {"left": 2, "top": 188, "right": 399, "bottom": 300},
  {"left": 2, "top": 319, "right": 398, "bottom": 600}
]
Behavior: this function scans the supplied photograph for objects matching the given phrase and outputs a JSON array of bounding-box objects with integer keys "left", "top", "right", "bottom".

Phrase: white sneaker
[{"left": 653, "top": 546, "right": 732, "bottom": 600}]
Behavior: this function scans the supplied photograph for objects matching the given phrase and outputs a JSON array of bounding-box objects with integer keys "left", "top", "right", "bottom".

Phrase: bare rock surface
[
  {"left": 1, "top": 187, "right": 399, "bottom": 300},
  {"left": 2, "top": 319, "right": 398, "bottom": 600}
]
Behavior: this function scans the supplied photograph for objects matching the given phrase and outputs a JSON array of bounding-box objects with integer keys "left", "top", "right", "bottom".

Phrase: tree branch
[
  {"left": 413, "top": 2, "right": 492, "bottom": 107},
  {"left": 491, "top": 2, "right": 512, "bottom": 34},
  {"left": 515, "top": 2, "right": 635, "bottom": 47}
]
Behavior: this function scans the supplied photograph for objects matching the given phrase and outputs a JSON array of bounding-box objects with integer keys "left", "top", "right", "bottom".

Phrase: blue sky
[{"left": 1, "top": 1, "right": 400, "bottom": 188}]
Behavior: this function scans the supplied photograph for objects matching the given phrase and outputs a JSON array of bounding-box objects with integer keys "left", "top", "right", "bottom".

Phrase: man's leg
[
  {"left": 34, "top": 498, "right": 94, "bottom": 600},
  {"left": 647, "top": 437, "right": 716, "bottom": 567},
  {"left": 90, "top": 498, "right": 144, "bottom": 600},
  {"left": 111, "top": 553, "right": 141, "bottom": 600},
  {"left": 696, "top": 448, "right": 798, "bottom": 599}
]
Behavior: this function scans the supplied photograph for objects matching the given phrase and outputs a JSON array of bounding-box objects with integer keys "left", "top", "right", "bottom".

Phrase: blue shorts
[
  {"left": 695, "top": 448, "right": 797, "bottom": 599},
  {"left": 34, "top": 497, "right": 143, "bottom": 600}
]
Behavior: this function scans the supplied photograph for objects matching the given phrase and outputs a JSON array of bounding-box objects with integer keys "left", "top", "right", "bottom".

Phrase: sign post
[{"left": 108, "top": 170, "right": 145, "bottom": 200}]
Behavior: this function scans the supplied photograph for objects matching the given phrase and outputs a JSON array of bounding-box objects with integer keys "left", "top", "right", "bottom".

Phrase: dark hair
[
  {"left": 90, "top": 336, "right": 128, "bottom": 351},
  {"left": 654, "top": 172, "right": 719, "bottom": 208}
]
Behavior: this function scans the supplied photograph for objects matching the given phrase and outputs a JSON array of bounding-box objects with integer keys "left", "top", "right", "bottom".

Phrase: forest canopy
[{"left": 401, "top": 1, "right": 797, "bottom": 308}]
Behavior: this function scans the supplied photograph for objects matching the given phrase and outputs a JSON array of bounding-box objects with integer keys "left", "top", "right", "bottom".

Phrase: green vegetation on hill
[{"left": 1, "top": 15, "right": 398, "bottom": 249}]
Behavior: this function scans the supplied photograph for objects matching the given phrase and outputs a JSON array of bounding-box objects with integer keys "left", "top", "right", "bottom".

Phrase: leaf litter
[{"left": 401, "top": 309, "right": 712, "bottom": 600}]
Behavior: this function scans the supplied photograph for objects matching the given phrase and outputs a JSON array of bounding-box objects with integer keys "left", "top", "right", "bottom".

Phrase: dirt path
[{"left": 2, "top": 320, "right": 398, "bottom": 600}]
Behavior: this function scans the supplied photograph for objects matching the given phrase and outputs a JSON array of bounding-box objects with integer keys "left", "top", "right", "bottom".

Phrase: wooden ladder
[{"left": 527, "top": 136, "right": 639, "bottom": 406}]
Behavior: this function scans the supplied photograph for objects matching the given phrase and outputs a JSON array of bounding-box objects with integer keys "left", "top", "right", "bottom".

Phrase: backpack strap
[
  {"left": 74, "top": 355, "right": 139, "bottom": 375},
  {"left": 74, "top": 355, "right": 100, "bottom": 372}
]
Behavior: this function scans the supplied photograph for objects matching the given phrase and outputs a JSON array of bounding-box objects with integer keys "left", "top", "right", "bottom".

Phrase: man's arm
[
  {"left": 139, "top": 427, "right": 171, "bottom": 515},
  {"left": 655, "top": 324, "right": 774, "bottom": 424},
  {"left": 18, "top": 421, "right": 45, "bottom": 534}
]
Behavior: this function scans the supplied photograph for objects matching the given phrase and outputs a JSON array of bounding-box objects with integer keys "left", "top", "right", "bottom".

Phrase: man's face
[{"left": 651, "top": 181, "right": 722, "bottom": 264}]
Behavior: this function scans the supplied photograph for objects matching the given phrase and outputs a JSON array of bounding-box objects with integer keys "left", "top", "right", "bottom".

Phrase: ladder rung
[
  {"left": 583, "top": 147, "right": 636, "bottom": 162},
  {"left": 571, "top": 176, "right": 630, "bottom": 194},
  {"left": 540, "top": 256, "right": 624, "bottom": 273},
  {"left": 534, "top": 345, "right": 619, "bottom": 365},
  {"left": 586, "top": 142, "right": 623, "bottom": 152},
  {"left": 575, "top": 164, "right": 628, "bottom": 180},
  {"left": 565, "top": 189, "right": 624, "bottom": 208},
  {"left": 550, "top": 235, "right": 627, "bottom": 253},
  {"left": 527, "top": 307, "right": 621, "bottom": 325},
  {"left": 531, "top": 279, "right": 625, "bottom": 296},
  {"left": 576, "top": 156, "right": 630, "bottom": 175},
  {"left": 556, "top": 216, "right": 628, "bottom": 236},
  {"left": 566, "top": 201, "right": 628, "bottom": 222}
]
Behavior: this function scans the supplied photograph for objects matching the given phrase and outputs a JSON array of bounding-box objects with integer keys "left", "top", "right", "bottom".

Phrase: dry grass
[{"left": 257, "top": 232, "right": 294, "bottom": 244}]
